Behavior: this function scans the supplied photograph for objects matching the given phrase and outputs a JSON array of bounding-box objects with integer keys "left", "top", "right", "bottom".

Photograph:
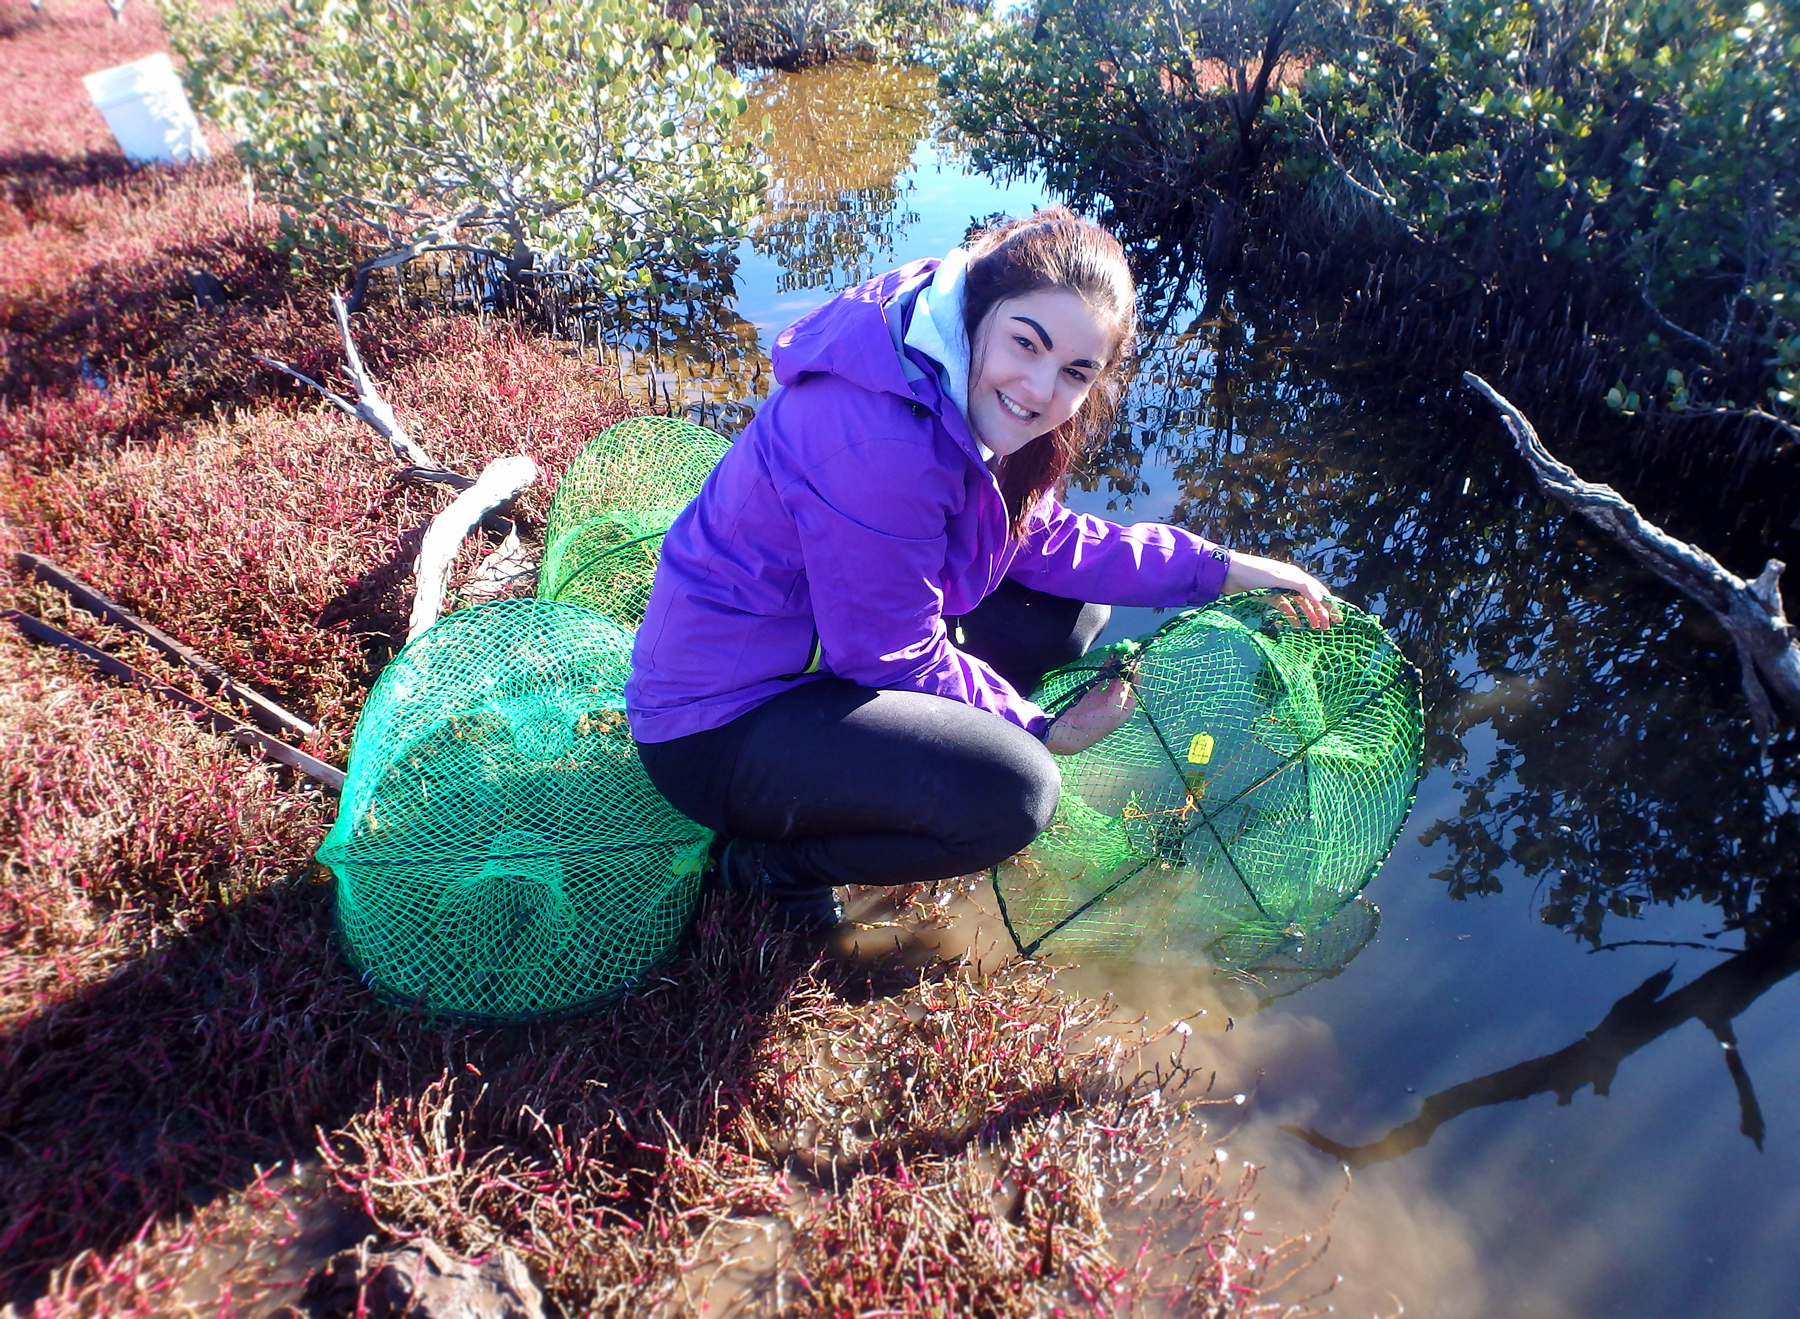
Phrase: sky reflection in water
[{"left": 601, "top": 63, "right": 1800, "bottom": 1319}]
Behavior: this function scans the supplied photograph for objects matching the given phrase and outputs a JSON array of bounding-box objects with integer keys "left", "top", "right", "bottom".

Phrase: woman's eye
[{"left": 1065, "top": 368, "right": 1088, "bottom": 383}]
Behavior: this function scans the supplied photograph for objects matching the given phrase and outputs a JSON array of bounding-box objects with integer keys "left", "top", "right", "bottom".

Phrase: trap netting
[
  {"left": 1213, "top": 893, "right": 1381, "bottom": 1007},
  {"left": 993, "top": 590, "right": 1423, "bottom": 971},
  {"left": 317, "top": 597, "right": 710, "bottom": 1020},
  {"left": 537, "top": 416, "right": 730, "bottom": 627}
]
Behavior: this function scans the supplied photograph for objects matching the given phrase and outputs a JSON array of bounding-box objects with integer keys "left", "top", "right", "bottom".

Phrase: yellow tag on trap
[{"left": 1186, "top": 732, "right": 1215, "bottom": 764}]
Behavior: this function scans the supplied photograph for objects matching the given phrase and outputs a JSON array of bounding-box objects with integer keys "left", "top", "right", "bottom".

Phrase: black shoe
[{"left": 706, "top": 837, "right": 843, "bottom": 934}]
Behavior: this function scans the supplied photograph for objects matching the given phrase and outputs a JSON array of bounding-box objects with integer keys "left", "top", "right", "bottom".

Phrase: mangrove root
[{"left": 1465, "top": 372, "right": 1800, "bottom": 741}]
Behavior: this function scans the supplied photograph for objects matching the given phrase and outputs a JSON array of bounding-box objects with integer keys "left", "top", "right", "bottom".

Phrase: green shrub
[
  {"left": 709, "top": 0, "right": 985, "bottom": 69},
  {"left": 942, "top": 0, "right": 1796, "bottom": 433},
  {"left": 1274, "top": 0, "right": 1799, "bottom": 432},
  {"left": 169, "top": 0, "right": 768, "bottom": 295},
  {"left": 939, "top": 0, "right": 1311, "bottom": 284}
]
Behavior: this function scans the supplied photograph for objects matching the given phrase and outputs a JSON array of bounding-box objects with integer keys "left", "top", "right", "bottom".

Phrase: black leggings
[{"left": 636, "top": 580, "right": 1109, "bottom": 890}]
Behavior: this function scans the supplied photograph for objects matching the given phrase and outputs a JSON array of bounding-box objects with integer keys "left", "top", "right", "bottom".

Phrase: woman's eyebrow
[
  {"left": 1011, "top": 315, "right": 1053, "bottom": 350},
  {"left": 1012, "top": 315, "right": 1102, "bottom": 369}
]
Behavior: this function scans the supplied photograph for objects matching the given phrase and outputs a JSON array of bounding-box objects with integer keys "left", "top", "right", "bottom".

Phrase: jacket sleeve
[
  {"left": 780, "top": 434, "right": 1054, "bottom": 738},
  {"left": 1004, "top": 497, "right": 1233, "bottom": 607}
]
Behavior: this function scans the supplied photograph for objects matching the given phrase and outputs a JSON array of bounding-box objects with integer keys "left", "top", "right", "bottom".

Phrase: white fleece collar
[{"left": 901, "top": 247, "right": 994, "bottom": 460}]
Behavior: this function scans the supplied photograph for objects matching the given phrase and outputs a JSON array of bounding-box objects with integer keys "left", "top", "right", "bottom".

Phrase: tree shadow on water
[
  {"left": 0, "top": 873, "right": 839, "bottom": 1307},
  {"left": 1286, "top": 879, "right": 1800, "bottom": 1166}
]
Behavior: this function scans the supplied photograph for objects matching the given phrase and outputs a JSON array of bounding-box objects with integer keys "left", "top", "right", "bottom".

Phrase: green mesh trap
[
  {"left": 1214, "top": 893, "right": 1381, "bottom": 1006},
  {"left": 538, "top": 416, "right": 730, "bottom": 627},
  {"left": 317, "top": 597, "right": 710, "bottom": 1020},
  {"left": 993, "top": 591, "right": 1423, "bottom": 972}
]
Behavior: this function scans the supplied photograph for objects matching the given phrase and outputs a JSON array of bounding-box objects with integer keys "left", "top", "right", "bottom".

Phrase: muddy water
[{"left": 603, "top": 62, "right": 1800, "bottom": 1319}]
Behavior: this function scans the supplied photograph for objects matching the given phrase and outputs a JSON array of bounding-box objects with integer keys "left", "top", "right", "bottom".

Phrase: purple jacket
[{"left": 625, "top": 259, "right": 1233, "bottom": 743}]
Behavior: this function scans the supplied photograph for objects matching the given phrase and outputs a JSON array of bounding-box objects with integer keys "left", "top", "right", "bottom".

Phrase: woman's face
[{"left": 966, "top": 288, "right": 1113, "bottom": 457}]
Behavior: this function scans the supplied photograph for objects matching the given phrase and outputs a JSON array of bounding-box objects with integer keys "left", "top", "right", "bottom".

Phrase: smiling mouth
[{"left": 997, "top": 390, "right": 1039, "bottom": 422}]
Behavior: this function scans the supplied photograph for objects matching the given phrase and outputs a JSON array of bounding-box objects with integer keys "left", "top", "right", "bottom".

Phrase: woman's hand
[
  {"left": 1222, "top": 552, "right": 1342, "bottom": 629},
  {"left": 1045, "top": 676, "right": 1136, "bottom": 755}
]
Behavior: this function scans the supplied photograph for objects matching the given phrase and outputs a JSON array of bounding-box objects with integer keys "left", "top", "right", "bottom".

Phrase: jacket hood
[{"left": 771, "top": 259, "right": 939, "bottom": 398}]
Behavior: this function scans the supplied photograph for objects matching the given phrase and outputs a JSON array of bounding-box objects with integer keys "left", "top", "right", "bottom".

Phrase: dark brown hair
[{"left": 961, "top": 207, "right": 1137, "bottom": 538}]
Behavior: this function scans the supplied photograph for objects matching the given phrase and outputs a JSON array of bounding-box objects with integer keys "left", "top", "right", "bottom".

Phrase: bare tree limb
[
  {"left": 408, "top": 455, "right": 540, "bottom": 642},
  {"left": 256, "top": 296, "right": 545, "bottom": 645},
  {"left": 1465, "top": 372, "right": 1800, "bottom": 739},
  {"left": 344, "top": 236, "right": 498, "bottom": 313},
  {"left": 1640, "top": 281, "right": 1724, "bottom": 359},
  {"left": 255, "top": 293, "right": 441, "bottom": 471}
]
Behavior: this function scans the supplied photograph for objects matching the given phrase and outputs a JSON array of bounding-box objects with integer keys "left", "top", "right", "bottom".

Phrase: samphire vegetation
[
  {"left": 167, "top": 0, "right": 768, "bottom": 299},
  {"left": 942, "top": 0, "right": 1799, "bottom": 447}
]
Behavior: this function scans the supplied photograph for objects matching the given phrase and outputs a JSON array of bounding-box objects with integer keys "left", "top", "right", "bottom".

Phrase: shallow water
[{"left": 602, "top": 62, "right": 1800, "bottom": 1319}]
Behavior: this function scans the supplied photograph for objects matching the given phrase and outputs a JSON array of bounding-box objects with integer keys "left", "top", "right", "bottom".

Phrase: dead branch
[
  {"left": 255, "top": 292, "right": 442, "bottom": 471},
  {"left": 257, "top": 297, "right": 543, "bottom": 643},
  {"left": 1465, "top": 372, "right": 1800, "bottom": 740},
  {"left": 408, "top": 455, "right": 540, "bottom": 642},
  {"left": 344, "top": 235, "right": 499, "bottom": 312}
]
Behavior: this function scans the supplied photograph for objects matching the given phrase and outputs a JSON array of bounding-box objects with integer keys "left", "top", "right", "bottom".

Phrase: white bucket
[{"left": 82, "top": 53, "right": 211, "bottom": 166}]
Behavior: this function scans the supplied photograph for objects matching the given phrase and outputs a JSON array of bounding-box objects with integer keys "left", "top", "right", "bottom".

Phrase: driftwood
[
  {"left": 407, "top": 455, "right": 540, "bottom": 642},
  {"left": 5, "top": 609, "right": 344, "bottom": 791},
  {"left": 15, "top": 551, "right": 316, "bottom": 741},
  {"left": 1465, "top": 373, "right": 1800, "bottom": 740},
  {"left": 461, "top": 533, "right": 541, "bottom": 604},
  {"left": 257, "top": 296, "right": 542, "bottom": 633},
  {"left": 255, "top": 293, "right": 442, "bottom": 472}
]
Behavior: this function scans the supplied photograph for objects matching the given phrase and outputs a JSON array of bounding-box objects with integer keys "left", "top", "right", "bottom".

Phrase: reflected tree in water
[
  {"left": 582, "top": 64, "right": 938, "bottom": 432},
  {"left": 1287, "top": 883, "right": 1800, "bottom": 1164},
  {"left": 747, "top": 64, "right": 933, "bottom": 293},
  {"left": 579, "top": 250, "right": 769, "bottom": 435}
]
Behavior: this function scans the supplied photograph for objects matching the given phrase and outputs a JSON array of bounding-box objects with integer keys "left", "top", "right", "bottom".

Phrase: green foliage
[
  {"left": 168, "top": 0, "right": 768, "bottom": 290},
  {"left": 940, "top": 0, "right": 1305, "bottom": 256},
  {"left": 707, "top": 0, "right": 985, "bottom": 68},
  {"left": 942, "top": 0, "right": 1797, "bottom": 432},
  {"left": 1272, "top": 0, "right": 1800, "bottom": 429}
]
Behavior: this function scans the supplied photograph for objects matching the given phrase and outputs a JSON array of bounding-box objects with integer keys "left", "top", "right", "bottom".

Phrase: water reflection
[
  {"left": 1094, "top": 276, "right": 1800, "bottom": 952},
  {"left": 1289, "top": 908, "right": 1800, "bottom": 1165},
  {"left": 746, "top": 64, "right": 932, "bottom": 294},
  {"left": 583, "top": 64, "right": 935, "bottom": 433}
]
